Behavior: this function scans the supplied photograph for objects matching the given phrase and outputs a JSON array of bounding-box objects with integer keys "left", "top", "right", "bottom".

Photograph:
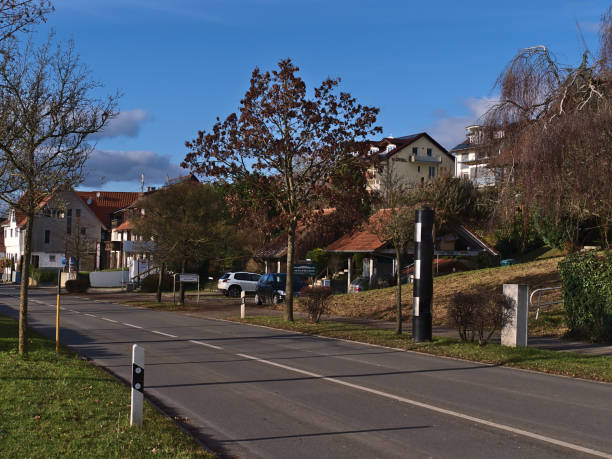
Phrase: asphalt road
[{"left": 1, "top": 285, "right": 611, "bottom": 459}]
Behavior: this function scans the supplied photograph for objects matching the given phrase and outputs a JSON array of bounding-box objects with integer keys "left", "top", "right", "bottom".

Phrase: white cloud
[
  {"left": 83, "top": 149, "right": 187, "bottom": 187},
  {"left": 427, "top": 96, "right": 498, "bottom": 149},
  {"left": 90, "top": 109, "right": 151, "bottom": 139}
]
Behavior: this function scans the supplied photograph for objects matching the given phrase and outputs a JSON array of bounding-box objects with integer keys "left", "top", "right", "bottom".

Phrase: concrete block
[{"left": 501, "top": 284, "right": 529, "bottom": 347}]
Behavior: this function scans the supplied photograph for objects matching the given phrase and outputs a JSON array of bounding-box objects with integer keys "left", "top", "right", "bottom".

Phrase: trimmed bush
[
  {"left": 140, "top": 273, "right": 174, "bottom": 293},
  {"left": 559, "top": 251, "right": 612, "bottom": 342},
  {"left": 65, "top": 279, "right": 89, "bottom": 293},
  {"left": 299, "top": 286, "right": 333, "bottom": 323}
]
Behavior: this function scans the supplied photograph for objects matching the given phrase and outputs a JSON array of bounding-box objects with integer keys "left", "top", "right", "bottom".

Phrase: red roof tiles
[{"left": 76, "top": 191, "right": 141, "bottom": 228}]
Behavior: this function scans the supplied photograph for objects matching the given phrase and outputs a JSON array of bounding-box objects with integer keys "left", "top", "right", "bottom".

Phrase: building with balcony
[
  {"left": 450, "top": 125, "right": 501, "bottom": 187},
  {"left": 366, "top": 132, "right": 455, "bottom": 192}
]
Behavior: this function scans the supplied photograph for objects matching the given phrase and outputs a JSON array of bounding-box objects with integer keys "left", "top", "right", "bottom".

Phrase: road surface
[{"left": 1, "top": 286, "right": 611, "bottom": 458}]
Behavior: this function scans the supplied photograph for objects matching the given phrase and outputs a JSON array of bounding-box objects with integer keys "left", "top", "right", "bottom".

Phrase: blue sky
[{"left": 39, "top": 0, "right": 608, "bottom": 191}]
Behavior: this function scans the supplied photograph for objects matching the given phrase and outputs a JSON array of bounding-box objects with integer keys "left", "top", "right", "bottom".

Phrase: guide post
[{"left": 412, "top": 207, "right": 434, "bottom": 342}]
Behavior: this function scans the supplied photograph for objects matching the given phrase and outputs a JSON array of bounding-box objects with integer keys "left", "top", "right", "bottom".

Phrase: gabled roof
[
  {"left": 115, "top": 219, "right": 134, "bottom": 231},
  {"left": 76, "top": 191, "right": 141, "bottom": 229},
  {"left": 371, "top": 132, "right": 455, "bottom": 163},
  {"left": 449, "top": 139, "right": 471, "bottom": 153},
  {"left": 325, "top": 210, "right": 388, "bottom": 253}
]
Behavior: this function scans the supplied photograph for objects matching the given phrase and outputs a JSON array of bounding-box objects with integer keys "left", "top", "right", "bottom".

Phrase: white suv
[{"left": 217, "top": 272, "right": 261, "bottom": 297}]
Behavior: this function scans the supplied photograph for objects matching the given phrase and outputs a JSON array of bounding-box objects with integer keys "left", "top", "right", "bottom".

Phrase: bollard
[
  {"left": 501, "top": 284, "right": 529, "bottom": 347},
  {"left": 413, "top": 207, "right": 434, "bottom": 342},
  {"left": 240, "top": 290, "right": 246, "bottom": 319},
  {"left": 130, "top": 344, "right": 145, "bottom": 427}
]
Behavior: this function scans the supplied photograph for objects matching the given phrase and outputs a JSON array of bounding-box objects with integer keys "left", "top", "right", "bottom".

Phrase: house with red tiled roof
[
  {"left": 325, "top": 209, "right": 499, "bottom": 291},
  {"left": 2, "top": 190, "right": 141, "bottom": 276},
  {"left": 366, "top": 133, "right": 455, "bottom": 192}
]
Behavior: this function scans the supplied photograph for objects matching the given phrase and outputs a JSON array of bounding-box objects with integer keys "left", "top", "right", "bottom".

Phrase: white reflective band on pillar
[
  {"left": 414, "top": 260, "right": 421, "bottom": 280},
  {"left": 415, "top": 222, "right": 422, "bottom": 242},
  {"left": 414, "top": 297, "right": 420, "bottom": 316}
]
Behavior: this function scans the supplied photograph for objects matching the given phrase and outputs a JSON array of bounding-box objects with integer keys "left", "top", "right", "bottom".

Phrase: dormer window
[
  {"left": 370, "top": 146, "right": 379, "bottom": 153},
  {"left": 386, "top": 144, "right": 395, "bottom": 152}
]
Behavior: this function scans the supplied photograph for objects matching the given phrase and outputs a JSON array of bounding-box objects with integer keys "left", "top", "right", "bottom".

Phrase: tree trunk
[
  {"left": 18, "top": 213, "right": 34, "bottom": 357},
  {"left": 395, "top": 246, "right": 402, "bottom": 335},
  {"left": 284, "top": 223, "right": 296, "bottom": 322},
  {"left": 156, "top": 263, "right": 165, "bottom": 303},
  {"left": 178, "top": 260, "right": 186, "bottom": 305}
]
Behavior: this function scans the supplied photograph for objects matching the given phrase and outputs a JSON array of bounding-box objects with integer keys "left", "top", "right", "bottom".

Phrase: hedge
[{"left": 558, "top": 251, "right": 612, "bottom": 342}]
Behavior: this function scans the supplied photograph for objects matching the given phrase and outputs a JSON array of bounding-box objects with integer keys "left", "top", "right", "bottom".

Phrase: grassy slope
[
  {"left": 0, "top": 316, "right": 211, "bottom": 458},
  {"left": 326, "top": 256, "right": 563, "bottom": 325}
]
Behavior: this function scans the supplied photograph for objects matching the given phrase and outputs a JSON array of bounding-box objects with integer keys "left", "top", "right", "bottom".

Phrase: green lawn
[
  {"left": 235, "top": 316, "right": 612, "bottom": 383},
  {"left": 0, "top": 316, "right": 213, "bottom": 458}
]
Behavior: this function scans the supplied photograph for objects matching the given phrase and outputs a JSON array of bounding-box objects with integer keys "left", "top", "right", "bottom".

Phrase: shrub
[
  {"left": 65, "top": 279, "right": 89, "bottom": 293},
  {"left": 448, "top": 291, "right": 513, "bottom": 345},
  {"left": 559, "top": 251, "right": 612, "bottom": 342},
  {"left": 299, "top": 286, "right": 333, "bottom": 323},
  {"left": 140, "top": 273, "right": 174, "bottom": 293}
]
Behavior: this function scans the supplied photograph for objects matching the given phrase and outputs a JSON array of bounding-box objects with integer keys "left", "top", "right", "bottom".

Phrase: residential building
[
  {"left": 366, "top": 132, "right": 455, "bottom": 192},
  {"left": 450, "top": 125, "right": 501, "bottom": 187},
  {"left": 2, "top": 190, "right": 141, "bottom": 275}
]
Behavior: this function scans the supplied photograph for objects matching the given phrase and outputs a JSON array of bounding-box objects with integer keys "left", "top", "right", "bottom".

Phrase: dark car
[{"left": 255, "top": 273, "right": 305, "bottom": 305}]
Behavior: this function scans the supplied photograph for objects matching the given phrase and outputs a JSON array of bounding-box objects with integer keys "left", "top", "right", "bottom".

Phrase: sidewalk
[{"left": 327, "top": 316, "right": 612, "bottom": 357}]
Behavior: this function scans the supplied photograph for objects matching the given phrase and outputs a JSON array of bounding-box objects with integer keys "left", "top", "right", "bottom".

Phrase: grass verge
[
  {"left": 234, "top": 316, "right": 612, "bottom": 383},
  {"left": 0, "top": 315, "right": 212, "bottom": 458}
]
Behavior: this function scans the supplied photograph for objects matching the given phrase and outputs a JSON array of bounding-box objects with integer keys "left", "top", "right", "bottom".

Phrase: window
[
  {"left": 412, "top": 147, "right": 418, "bottom": 154},
  {"left": 67, "top": 209, "right": 72, "bottom": 234},
  {"left": 76, "top": 209, "right": 81, "bottom": 218},
  {"left": 44, "top": 230, "right": 50, "bottom": 243},
  {"left": 234, "top": 273, "right": 249, "bottom": 281},
  {"left": 429, "top": 166, "right": 436, "bottom": 178},
  {"left": 49, "top": 255, "right": 56, "bottom": 262},
  {"left": 80, "top": 227, "right": 87, "bottom": 235},
  {"left": 417, "top": 166, "right": 421, "bottom": 173},
  {"left": 10, "top": 229, "right": 13, "bottom": 237},
  {"left": 427, "top": 148, "right": 432, "bottom": 156}
]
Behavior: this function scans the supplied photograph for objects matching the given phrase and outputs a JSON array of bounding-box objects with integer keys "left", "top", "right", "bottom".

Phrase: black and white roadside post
[
  {"left": 240, "top": 290, "right": 246, "bottom": 319},
  {"left": 131, "top": 344, "right": 145, "bottom": 427},
  {"left": 413, "top": 206, "right": 434, "bottom": 342}
]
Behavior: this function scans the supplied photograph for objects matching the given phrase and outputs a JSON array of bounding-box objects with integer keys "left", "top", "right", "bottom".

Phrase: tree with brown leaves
[
  {"left": 0, "top": 0, "right": 52, "bottom": 44},
  {"left": 184, "top": 59, "right": 381, "bottom": 321}
]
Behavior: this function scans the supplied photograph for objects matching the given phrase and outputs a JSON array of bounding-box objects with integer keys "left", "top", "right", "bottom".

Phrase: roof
[
  {"left": 371, "top": 132, "right": 455, "bottom": 163},
  {"left": 76, "top": 191, "right": 141, "bottom": 228},
  {"left": 115, "top": 219, "right": 134, "bottom": 231},
  {"left": 449, "top": 139, "right": 471, "bottom": 153},
  {"left": 325, "top": 210, "right": 389, "bottom": 252}
]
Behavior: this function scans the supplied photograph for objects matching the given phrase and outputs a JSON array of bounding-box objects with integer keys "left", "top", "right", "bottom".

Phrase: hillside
[{"left": 326, "top": 256, "right": 563, "bottom": 326}]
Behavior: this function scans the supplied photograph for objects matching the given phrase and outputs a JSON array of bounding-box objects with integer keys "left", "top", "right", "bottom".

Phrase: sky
[{"left": 36, "top": 0, "right": 610, "bottom": 191}]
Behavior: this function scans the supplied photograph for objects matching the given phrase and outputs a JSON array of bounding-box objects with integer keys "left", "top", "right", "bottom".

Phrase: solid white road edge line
[
  {"left": 151, "top": 330, "right": 178, "bottom": 338},
  {"left": 235, "top": 352, "right": 612, "bottom": 459},
  {"left": 188, "top": 339, "right": 223, "bottom": 350}
]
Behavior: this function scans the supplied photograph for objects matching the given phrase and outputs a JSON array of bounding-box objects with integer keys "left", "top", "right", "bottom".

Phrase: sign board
[
  {"left": 61, "top": 257, "right": 67, "bottom": 267},
  {"left": 123, "top": 240, "right": 155, "bottom": 253},
  {"left": 180, "top": 273, "right": 199, "bottom": 283},
  {"left": 293, "top": 264, "right": 316, "bottom": 276}
]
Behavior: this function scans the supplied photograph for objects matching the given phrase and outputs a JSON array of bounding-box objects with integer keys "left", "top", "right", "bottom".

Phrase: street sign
[{"left": 180, "top": 273, "right": 199, "bottom": 283}]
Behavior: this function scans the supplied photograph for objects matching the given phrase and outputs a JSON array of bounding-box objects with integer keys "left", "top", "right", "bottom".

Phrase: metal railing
[{"left": 529, "top": 286, "right": 562, "bottom": 320}]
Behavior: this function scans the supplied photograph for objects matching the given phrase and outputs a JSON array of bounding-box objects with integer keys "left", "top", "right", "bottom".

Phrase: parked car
[
  {"left": 348, "top": 276, "right": 370, "bottom": 293},
  {"left": 255, "top": 273, "right": 305, "bottom": 305},
  {"left": 217, "top": 272, "right": 261, "bottom": 297}
]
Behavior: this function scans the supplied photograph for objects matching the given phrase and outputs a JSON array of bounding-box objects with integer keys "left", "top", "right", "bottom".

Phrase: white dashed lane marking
[
  {"left": 101, "top": 318, "right": 118, "bottom": 323},
  {"left": 189, "top": 340, "right": 223, "bottom": 350},
  {"left": 151, "top": 330, "right": 178, "bottom": 338},
  {"left": 122, "top": 323, "right": 142, "bottom": 329}
]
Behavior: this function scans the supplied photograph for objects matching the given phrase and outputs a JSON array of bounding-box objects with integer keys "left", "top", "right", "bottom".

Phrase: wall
[{"left": 89, "top": 270, "right": 130, "bottom": 287}]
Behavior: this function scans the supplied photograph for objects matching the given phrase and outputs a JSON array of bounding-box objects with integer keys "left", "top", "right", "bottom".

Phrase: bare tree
[
  {"left": 369, "top": 159, "right": 415, "bottom": 334},
  {"left": 184, "top": 59, "right": 381, "bottom": 321},
  {"left": 0, "top": 1, "right": 52, "bottom": 44},
  {"left": 0, "top": 37, "right": 117, "bottom": 356},
  {"left": 483, "top": 6, "right": 612, "bottom": 249}
]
